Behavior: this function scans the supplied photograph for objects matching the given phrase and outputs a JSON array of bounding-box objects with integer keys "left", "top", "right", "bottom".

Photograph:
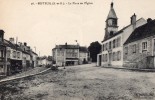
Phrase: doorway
[{"left": 99, "top": 55, "right": 102, "bottom": 66}]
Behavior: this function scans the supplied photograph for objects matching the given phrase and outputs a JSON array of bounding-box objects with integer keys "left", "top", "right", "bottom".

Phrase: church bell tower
[{"left": 104, "top": 2, "right": 118, "bottom": 40}]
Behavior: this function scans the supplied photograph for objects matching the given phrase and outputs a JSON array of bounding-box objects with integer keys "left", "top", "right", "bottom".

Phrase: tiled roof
[
  {"left": 22, "top": 51, "right": 31, "bottom": 55},
  {"left": 124, "top": 19, "right": 155, "bottom": 45},
  {"left": 102, "top": 30, "right": 123, "bottom": 42},
  {"left": 56, "top": 45, "right": 79, "bottom": 49},
  {"left": 31, "top": 51, "right": 38, "bottom": 55},
  {"left": 3, "top": 39, "right": 32, "bottom": 55},
  {"left": 3, "top": 39, "right": 16, "bottom": 49},
  {"left": 79, "top": 46, "right": 88, "bottom": 53}
]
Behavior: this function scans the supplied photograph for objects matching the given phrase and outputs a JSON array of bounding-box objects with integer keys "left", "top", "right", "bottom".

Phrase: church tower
[{"left": 104, "top": 2, "right": 118, "bottom": 40}]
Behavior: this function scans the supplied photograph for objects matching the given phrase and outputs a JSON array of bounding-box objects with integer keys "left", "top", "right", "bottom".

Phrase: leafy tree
[{"left": 88, "top": 41, "right": 101, "bottom": 62}]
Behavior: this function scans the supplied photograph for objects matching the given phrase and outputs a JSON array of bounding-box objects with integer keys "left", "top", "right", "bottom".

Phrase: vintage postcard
[{"left": 0, "top": 0, "right": 155, "bottom": 100}]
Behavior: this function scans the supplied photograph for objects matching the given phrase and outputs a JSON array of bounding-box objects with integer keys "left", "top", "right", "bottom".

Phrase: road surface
[{"left": 0, "top": 64, "right": 155, "bottom": 100}]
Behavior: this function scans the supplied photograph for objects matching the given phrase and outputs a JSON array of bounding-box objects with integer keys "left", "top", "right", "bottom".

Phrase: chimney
[
  {"left": 131, "top": 13, "right": 136, "bottom": 30},
  {"left": 24, "top": 42, "right": 27, "bottom": 46},
  {"left": 0, "top": 30, "right": 4, "bottom": 42},
  {"left": 18, "top": 42, "right": 22, "bottom": 46},
  {"left": 147, "top": 18, "right": 152, "bottom": 23},
  {"left": 65, "top": 42, "right": 67, "bottom": 49},
  {"left": 9, "top": 37, "right": 15, "bottom": 44},
  {"left": 131, "top": 13, "right": 136, "bottom": 25},
  {"left": 27, "top": 46, "right": 30, "bottom": 50}
]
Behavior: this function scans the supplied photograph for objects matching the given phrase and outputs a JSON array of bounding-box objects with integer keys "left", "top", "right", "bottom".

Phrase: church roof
[
  {"left": 124, "top": 19, "right": 155, "bottom": 45},
  {"left": 107, "top": 2, "right": 117, "bottom": 19}
]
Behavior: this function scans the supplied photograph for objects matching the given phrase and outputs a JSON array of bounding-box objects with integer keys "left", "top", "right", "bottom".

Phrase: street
[{"left": 0, "top": 64, "right": 155, "bottom": 100}]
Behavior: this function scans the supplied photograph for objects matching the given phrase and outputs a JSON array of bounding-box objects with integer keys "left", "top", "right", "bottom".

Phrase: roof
[
  {"left": 37, "top": 56, "right": 52, "bottom": 61},
  {"left": 55, "top": 44, "right": 79, "bottom": 49},
  {"left": 22, "top": 51, "right": 31, "bottom": 55},
  {"left": 37, "top": 56, "right": 47, "bottom": 60},
  {"left": 102, "top": 18, "right": 144, "bottom": 42},
  {"left": 4, "top": 39, "right": 17, "bottom": 50},
  {"left": 124, "top": 19, "right": 155, "bottom": 45},
  {"left": 79, "top": 46, "right": 88, "bottom": 53},
  {"left": 3, "top": 39, "right": 33, "bottom": 55},
  {"left": 31, "top": 51, "right": 38, "bottom": 55},
  {"left": 107, "top": 2, "right": 117, "bottom": 19},
  {"left": 102, "top": 29, "right": 123, "bottom": 42},
  {"left": 3, "top": 39, "right": 25, "bottom": 52}
]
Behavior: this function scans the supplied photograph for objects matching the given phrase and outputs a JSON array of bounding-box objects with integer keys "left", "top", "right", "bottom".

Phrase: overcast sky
[{"left": 0, "top": 0, "right": 155, "bottom": 56}]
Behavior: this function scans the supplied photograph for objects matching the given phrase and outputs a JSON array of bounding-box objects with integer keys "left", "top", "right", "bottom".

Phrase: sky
[{"left": 0, "top": 0, "right": 155, "bottom": 56}]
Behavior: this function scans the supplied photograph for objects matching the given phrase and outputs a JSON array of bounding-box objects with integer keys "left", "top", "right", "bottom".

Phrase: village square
[{"left": 0, "top": 1, "right": 155, "bottom": 100}]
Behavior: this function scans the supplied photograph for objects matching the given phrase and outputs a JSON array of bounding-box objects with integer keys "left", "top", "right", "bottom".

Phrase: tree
[{"left": 88, "top": 41, "right": 101, "bottom": 62}]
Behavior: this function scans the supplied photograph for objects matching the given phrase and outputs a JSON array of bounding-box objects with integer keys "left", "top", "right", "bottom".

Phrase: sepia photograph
[{"left": 0, "top": 0, "right": 155, "bottom": 99}]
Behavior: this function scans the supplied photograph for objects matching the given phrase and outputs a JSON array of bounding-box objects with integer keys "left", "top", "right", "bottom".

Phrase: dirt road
[{"left": 0, "top": 64, "right": 155, "bottom": 100}]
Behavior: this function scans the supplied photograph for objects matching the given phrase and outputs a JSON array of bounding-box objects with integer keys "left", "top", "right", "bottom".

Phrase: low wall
[{"left": 123, "top": 56, "right": 155, "bottom": 69}]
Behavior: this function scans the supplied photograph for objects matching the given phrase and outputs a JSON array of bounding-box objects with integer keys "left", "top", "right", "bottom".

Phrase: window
[
  {"left": 103, "top": 44, "right": 104, "bottom": 51},
  {"left": 105, "top": 43, "right": 108, "bottom": 50},
  {"left": 61, "top": 52, "right": 64, "bottom": 56},
  {"left": 113, "top": 39, "right": 116, "bottom": 48},
  {"left": 110, "top": 31, "right": 114, "bottom": 36},
  {"left": 142, "top": 42, "right": 147, "bottom": 52},
  {"left": 7, "top": 50, "right": 10, "bottom": 58},
  {"left": 133, "top": 44, "right": 136, "bottom": 53},
  {"left": 0, "top": 50, "right": 3, "bottom": 57},
  {"left": 112, "top": 19, "right": 117, "bottom": 26},
  {"left": 17, "top": 52, "right": 20, "bottom": 59},
  {"left": 102, "top": 54, "right": 104, "bottom": 62},
  {"left": 125, "top": 47, "right": 128, "bottom": 55},
  {"left": 109, "top": 41, "right": 112, "bottom": 49},
  {"left": 13, "top": 51, "right": 16, "bottom": 58},
  {"left": 57, "top": 50, "right": 60, "bottom": 56},
  {"left": 117, "top": 51, "right": 121, "bottom": 61},
  {"left": 0, "top": 35, "right": 2, "bottom": 42},
  {"left": 113, "top": 52, "right": 115, "bottom": 61},
  {"left": 117, "top": 37, "right": 121, "bottom": 47},
  {"left": 105, "top": 54, "right": 108, "bottom": 62},
  {"left": 0, "top": 65, "right": 3, "bottom": 68}
]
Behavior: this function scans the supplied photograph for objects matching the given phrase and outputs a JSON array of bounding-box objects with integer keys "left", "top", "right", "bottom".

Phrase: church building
[{"left": 97, "top": 2, "right": 147, "bottom": 67}]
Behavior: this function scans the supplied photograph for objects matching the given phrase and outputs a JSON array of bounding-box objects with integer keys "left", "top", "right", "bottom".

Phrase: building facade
[
  {"left": 0, "top": 30, "right": 38, "bottom": 75},
  {"left": 52, "top": 43, "right": 89, "bottom": 66},
  {"left": 37, "top": 56, "right": 52, "bottom": 67},
  {"left": 123, "top": 19, "right": 155, "bottom": 69},
  {"left": 97, "top": 2, "right": 147, "bottom": 67},
  {"left": 0, "top": 30, "right": 7, "bottom": 75},
  {"left": 79, "top": 46, "right": 89, "bottom": 64}
]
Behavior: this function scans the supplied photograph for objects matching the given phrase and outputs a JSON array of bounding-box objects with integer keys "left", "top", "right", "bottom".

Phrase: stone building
[
  {"left": 97, "top": 2, "right": 147, "bottom": 67},
  {"left": 79, "top": 46, "right": 89, "bottom": 64},
  {"left": 52, "top": 43, "right": 89, "bottom": 66},
  {"left": 37, "top": 56, "right": 52, "bottom": 67},
  {"left": 0, "top": 30, "right": 7, "bottom": 75},
  {"left": 123, "top": 19, "right": 155, "bottom": 69},
  {"left": 0, "top": 30, "right": 38, "bottom": 75}
]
